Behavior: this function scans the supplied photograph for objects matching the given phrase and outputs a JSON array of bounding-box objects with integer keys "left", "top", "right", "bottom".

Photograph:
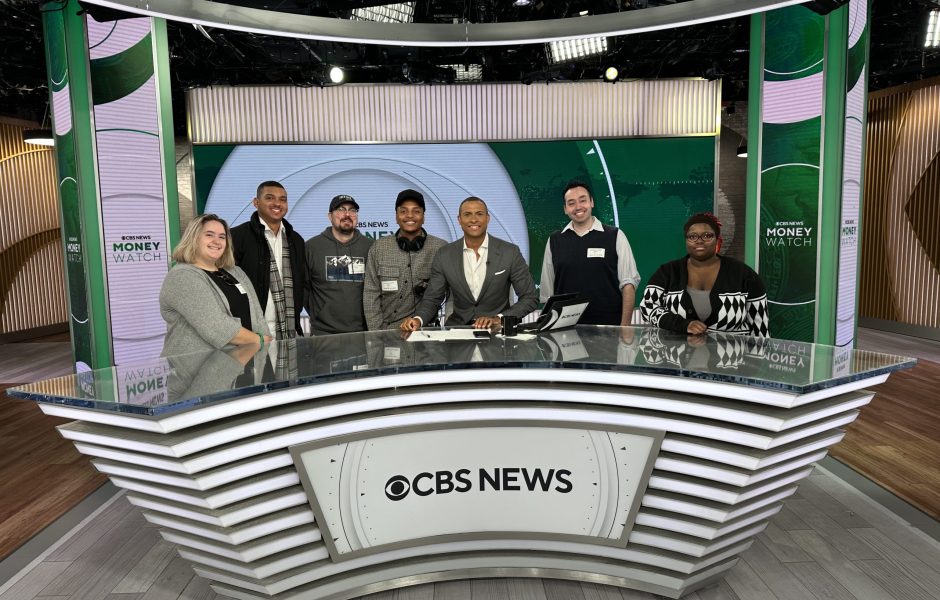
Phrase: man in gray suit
[{"left": 401, "top": 197, "right": 538, "bottom": 331}]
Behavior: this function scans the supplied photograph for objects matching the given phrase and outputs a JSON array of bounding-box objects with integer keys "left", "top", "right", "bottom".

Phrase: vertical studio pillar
[
  {"left": 746, "top": 0, "right": 871, "bottom": 346},
  {"left": 41, "top": 0, "right": 179, "bottom": 369}
]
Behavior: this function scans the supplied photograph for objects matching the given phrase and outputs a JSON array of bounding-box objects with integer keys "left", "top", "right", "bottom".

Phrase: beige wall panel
[{"left": 188, "top": 80, "right": 721, "bottom": 144}]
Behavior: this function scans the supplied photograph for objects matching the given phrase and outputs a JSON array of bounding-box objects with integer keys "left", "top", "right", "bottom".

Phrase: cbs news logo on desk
[{"left": 383, "top": 466, "right": 574, "bottom": 501}]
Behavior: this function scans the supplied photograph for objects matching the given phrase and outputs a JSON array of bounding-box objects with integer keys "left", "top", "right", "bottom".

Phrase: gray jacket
[
  {"left": 159, "top": 263, "right": 270, "bottom": 356},
  {"left": 414, "top": 235, "right": 538, "bottom": 326},
  {"left": 363, "top": 232, "right": 447, "bottom": 330}
]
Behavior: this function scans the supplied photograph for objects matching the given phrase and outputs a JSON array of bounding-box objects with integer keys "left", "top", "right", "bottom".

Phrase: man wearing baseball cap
[
  {"left": 363, "top": 189, "right": 446, "bottom": 330},
  {"left": 304, "top": 194, "right": 374, "bottom": 334}
]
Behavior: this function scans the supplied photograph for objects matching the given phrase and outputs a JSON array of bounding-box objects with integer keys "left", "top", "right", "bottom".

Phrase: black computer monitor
[{"left": 537, "top": 293, "right": 590, "bottom": 331}]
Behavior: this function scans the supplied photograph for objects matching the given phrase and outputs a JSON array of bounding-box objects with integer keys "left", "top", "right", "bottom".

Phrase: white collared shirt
[
  {"left": 463, "top": 234, "right": 489, "bottom": 301},
  {"left": 261, "top": 219, "right": 285, "bottom": 334}
]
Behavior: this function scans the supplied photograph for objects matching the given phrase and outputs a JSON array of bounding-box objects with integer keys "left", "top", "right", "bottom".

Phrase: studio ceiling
[{"left": 2, "top": 0, "right": 939, "bottom": 134}]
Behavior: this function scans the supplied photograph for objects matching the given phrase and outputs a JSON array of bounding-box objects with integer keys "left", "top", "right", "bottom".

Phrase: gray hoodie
[{"left": 305, "top": 227, "right": 374, "bottom": 334}]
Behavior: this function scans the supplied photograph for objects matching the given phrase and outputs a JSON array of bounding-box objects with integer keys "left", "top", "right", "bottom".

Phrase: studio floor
[{"left": 1, "top": 328, "right": 938, "bottom": 599}]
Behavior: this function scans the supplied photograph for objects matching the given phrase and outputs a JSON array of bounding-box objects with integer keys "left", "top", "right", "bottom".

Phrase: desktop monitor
[{"left": 537, "top": 294, "right": 590, "bottom": 331}]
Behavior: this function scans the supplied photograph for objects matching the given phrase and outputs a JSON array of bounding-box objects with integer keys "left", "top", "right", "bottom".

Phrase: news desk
[{"left": 10, "top": 326, "right": 914, "bottom": 600}]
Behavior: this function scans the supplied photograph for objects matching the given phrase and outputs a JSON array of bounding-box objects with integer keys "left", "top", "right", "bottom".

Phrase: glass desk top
[{"left": 7, "top": 326, "right": 915, "bottom": 417}]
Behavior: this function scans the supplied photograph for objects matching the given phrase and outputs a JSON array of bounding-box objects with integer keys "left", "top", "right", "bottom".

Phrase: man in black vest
[
  {"left": 539, "top": 180, "right": 640, "bottom": 326},
  {"left": 231, "top": 180, "right": 307, "bottom": 338}
]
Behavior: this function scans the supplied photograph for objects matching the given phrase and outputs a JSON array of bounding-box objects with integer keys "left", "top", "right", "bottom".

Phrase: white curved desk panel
[{"left": 10, "top": 327, "right": 914, "bottom": 599}]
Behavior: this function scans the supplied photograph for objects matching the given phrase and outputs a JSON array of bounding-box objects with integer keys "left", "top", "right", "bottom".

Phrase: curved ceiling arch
[{"left": 83, "top": 0, "right": 806, "bottom": 47}]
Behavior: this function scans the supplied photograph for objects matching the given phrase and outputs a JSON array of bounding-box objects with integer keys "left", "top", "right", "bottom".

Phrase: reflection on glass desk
[{"left": 9, "top": 326, "right": 915, "bottom": 417}]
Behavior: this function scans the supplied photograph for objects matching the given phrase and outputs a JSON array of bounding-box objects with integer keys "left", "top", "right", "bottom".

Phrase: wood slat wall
[
  {"left": 0, "top": 119, "right": 67, "bottom": 335},
  {"left": 861, "top": 77, "right": 940, "bottom": 330}
]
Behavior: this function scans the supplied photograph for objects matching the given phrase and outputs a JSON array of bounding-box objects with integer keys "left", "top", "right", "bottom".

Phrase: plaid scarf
[{"left": 268, "top": 234, "right": 295, "bottom": 340}]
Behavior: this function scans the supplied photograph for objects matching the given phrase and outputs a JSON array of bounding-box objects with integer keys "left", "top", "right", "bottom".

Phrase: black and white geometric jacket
[{"left": 640, "top": 255, "right": 770, "bottom": 338}]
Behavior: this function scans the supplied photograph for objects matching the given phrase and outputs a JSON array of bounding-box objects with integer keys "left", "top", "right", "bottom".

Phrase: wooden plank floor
[
  {"left": 834, "top": 329, "right": 940, "bottom": 522},
  {"left": 2, "top": 467, "right": 939, "bottom": 600},
  {"left": 0, "top": 336, "right": 107, "bottom": 560}
]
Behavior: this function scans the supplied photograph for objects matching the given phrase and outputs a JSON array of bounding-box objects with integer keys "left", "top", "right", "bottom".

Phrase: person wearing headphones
[{"left": 363, "top": 189, "right": 446, "bottom": 330}]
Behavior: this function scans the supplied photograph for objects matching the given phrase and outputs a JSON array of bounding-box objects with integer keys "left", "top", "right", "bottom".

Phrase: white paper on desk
[{"left": 406, "top": 329, "right": 483, "bottom": 342}]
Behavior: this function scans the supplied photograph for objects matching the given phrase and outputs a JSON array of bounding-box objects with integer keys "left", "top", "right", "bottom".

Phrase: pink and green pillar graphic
[
  {"left": 41, "top": 0, "right": 179, "bottom": 370},
  {"left": 746, "top": 0, "right": 871, "bottom": 346}
]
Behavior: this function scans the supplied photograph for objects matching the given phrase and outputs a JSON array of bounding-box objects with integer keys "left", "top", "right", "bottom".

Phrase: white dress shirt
[{"left": 463, "top": 234, "right": 490, "bottom": 301}]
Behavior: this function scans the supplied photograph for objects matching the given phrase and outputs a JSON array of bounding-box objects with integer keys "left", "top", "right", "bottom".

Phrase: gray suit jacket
[{"left": 414, "top": 235, "right": 538, "bottom": 326}]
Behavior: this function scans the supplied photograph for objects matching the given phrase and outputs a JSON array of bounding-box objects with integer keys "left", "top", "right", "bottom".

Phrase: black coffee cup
[{"left": 502, "top": 315, "right": 520, "bottom": 337}]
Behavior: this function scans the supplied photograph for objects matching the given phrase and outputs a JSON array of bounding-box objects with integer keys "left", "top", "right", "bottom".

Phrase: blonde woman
[{"left": 160, "top": 214, "right": 272, "bottom": 355}]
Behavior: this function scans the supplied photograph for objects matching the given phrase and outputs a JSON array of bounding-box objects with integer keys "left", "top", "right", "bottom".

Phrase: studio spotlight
[
  {"left": 604, "top": 66, "right": 619, "bottom": 82},
  {"left": 329, "top": 66, "right": 344, "bottom": 84}
]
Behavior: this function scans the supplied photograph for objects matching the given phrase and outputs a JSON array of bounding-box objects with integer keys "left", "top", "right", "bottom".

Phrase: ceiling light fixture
[
  {"left": 329, "top": 66, "right": 344, "bottom": 84},
  {"left": 604, "top": 66, "right": 619, "bottom": 82},
  {"left": 736, "top": 140, "right": 748, "bottom": 158},
  {"left": 23, "top": 103, "right": 54, "bottom": 147},
  {"left": 442, "top": 64, "right": 483, "bottom": 82},
  {"left": 548, "top": 37, "right": 608, "bottom": 63},
  {"left": 513, "top": 0, "right": 532, "bottom": 6},
  {"left": 926, "top": 9, "right": 940, "bottom": 48},
  {"left": 23, "top": 129, "right": 55, "bottom": 147},
  {"left": 350, "top": 2, "right": 415, "bottom": 23}
]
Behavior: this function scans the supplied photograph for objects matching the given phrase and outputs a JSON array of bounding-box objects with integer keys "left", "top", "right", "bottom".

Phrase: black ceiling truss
[{"left": 2, "top": 0, "right": 940, "bottom": 133}]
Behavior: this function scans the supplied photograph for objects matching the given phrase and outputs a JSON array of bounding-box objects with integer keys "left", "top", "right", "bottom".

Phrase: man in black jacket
[{"left": 231, "top": 181, "right": 307, "bottom": 338}]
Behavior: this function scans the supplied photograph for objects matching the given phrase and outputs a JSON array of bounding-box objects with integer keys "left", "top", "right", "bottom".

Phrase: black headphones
[{"left": 396, "top": 229, "right": 427, "bottom": 252}]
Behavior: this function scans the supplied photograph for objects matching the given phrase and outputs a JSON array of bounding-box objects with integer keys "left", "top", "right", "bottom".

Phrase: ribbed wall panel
[
  {"left": 861, "top": 79, "right": 940, "bottom": 330},
  {"left": 0, "top": 121, "right": 67, "bottom": 334},
  {"left": 188, "top": 80, "right": 721, "bottom": 145}
]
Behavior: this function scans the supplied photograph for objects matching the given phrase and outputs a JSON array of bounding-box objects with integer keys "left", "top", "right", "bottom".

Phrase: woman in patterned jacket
[{"left": 640, "top": 213, "right": 769, "bottom": 338}]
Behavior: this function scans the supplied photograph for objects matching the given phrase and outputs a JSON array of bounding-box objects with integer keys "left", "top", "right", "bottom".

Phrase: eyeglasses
[
  {"left": 685, "top": 232, "right": 716, "bottom": 242},
  {"left": 333, "top": 207, "right": 358, "bottom": 214}
]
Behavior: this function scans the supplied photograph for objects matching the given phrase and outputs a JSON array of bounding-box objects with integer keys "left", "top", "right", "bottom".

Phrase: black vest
[{"left": 550, "top": 225, "right": 621, "bottom": 325}]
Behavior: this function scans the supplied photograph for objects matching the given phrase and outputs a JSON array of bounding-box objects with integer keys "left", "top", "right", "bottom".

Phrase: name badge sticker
[
  {"left": 382, "top": 280, "right": 399, "bottom": 292},
  {"left": 587, "top": 248, "right": 606, "bottom": 258},
  {"left": 235, "top": 283, "right": 248, "bottom": 294},
  {"left": 349, "top": 261, "right": 365, "bottom": 275}
]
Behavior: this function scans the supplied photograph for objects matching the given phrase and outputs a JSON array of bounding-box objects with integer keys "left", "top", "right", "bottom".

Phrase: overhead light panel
[
  {"left": 23, "top": 129, "right": 54, "bottom": 147},
  {"left": 441, "top": 64, "right": 483, "bottom": 82},
  {"left": 350, "top": 2, "right": 415, "bottom": 23},
  {"left": 548, "top": 37, "right": 608, "bottom": 64},
  {"left": 927, "top": 9, "right": 940, "bottom": 48}
]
